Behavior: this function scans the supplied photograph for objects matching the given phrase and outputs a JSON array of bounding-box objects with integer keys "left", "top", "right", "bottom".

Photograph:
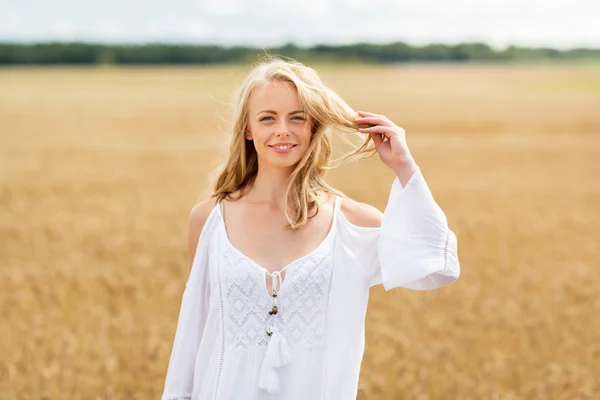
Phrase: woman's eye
[{"left": 260, "top": 116, "right": 305, "bottom": 121}]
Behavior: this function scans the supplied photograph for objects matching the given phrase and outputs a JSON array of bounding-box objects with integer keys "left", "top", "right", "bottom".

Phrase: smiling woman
[
  {"left": 161, "top": 56, "right": 460, "bottom": 400},
  {"left": 212, "top": 58, "right": 380, "bottom": 230},
  {"left": 246, "top": 81, "right": 313, "bottom": 170}
]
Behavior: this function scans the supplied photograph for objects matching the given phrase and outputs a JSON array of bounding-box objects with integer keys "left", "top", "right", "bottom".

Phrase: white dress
[{"left": 162, "top": 167, "right": 460, "bottom": 400}]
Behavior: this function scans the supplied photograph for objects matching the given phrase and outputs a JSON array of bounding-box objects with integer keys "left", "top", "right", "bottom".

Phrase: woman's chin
[
  {"left": 272, "top": 160, "right": 300, "bottom": 170},
  {"left": 256, "top": 152, "right": 305, "bottom": 170},
  {"left": 259, "top": 157, "right": 302, "bottom": 170}
]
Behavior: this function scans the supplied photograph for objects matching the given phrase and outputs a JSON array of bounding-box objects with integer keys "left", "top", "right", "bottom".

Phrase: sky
[{"left": 0, "top": 0, "right": 599, "bottom": 49}]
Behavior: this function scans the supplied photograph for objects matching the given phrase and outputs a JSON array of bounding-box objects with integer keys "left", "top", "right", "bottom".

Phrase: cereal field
[{"left": 1, "top": 62, "right": 599, "bottom": 399}]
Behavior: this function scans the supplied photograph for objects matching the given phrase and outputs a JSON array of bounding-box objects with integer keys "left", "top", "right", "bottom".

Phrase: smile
[{"left": 268, "top": 144, "right": 298, "bottom": 153}]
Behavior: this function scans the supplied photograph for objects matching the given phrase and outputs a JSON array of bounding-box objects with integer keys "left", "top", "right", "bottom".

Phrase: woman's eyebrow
[{"left": 257, "top": 109, "right": 305, "bottom": 115}]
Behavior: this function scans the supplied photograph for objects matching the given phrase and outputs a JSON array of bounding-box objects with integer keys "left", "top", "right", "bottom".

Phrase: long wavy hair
[{"left": 212, "top": 55, "right": 378, "bottom": 229}]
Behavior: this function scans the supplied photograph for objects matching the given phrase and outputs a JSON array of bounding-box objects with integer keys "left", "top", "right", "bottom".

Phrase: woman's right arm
[{"left": 162, "top": 198, "right": 217, "bottom": 400}]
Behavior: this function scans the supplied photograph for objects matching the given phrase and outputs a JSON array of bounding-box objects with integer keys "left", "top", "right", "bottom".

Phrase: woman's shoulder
[
  {"left": 337, "top": 196, "right": 382, "bottom": 229},
  {"left": 188, "top": 198, "right": 219, "bottom": 269},
  {"left": 189, "top": 197, "right": 219, "bottom": 229}
]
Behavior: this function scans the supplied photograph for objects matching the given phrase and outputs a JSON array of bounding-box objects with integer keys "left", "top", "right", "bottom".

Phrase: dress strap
[
  {"left": 218, "top": 199, "right": 225, "bottom": 217},
  {"left": 334, "top": 194, "right": 343, "bottom": 211}
]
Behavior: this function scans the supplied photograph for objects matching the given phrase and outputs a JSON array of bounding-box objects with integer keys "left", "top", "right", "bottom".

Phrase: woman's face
[{"left": 246, "top": 79, "right": 313, "bottom": 170}]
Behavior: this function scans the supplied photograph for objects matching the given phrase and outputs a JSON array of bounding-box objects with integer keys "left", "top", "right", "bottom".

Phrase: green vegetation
[{"left": 0, "top": 41, "right": 598, "bottom": 65}]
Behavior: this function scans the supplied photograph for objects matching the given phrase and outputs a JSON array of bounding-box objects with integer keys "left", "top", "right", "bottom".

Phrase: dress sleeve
[
  {"left": 367, "top": 166, "right": 460, "bottom": 291},
  {"left": 161, "top": 213, "right": 214, "bottom": 400}
]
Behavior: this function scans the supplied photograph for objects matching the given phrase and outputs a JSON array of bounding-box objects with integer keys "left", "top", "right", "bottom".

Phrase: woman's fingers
[
  {"left": 356, "top": 111, "right": 399, "bottom": 147},
  {"left": 357, "top": 110, "right": 390, "bottom": 122},
  {"left": 355, "top": 115, "right": 392, "bottom": 127},
  {"left": 356, "top": 122, "right": 376, "bottom": 129},
  {"left": 357, "top": 110, "right": 380, "bottom": 117},
  {"left": 371, "top": 130, "right": 384, "bottom": 147},
  {"left": 358, "top": 125, "right": 393, "bottom": 139}
]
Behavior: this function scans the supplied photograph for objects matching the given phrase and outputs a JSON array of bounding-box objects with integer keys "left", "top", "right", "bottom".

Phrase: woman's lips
[{"left": 268, "top": 144, "right": 297, "bottom": 154}]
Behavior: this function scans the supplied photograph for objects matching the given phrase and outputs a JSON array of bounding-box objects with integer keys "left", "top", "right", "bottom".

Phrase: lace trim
[
  {"left": 214, "top": 239, "right": 226, "bottom": 400},
  {"left": 216, "top": 198, "right": 339, "bottom": 350},
  {"left": 443, "top": 228, "right": 450, "bottom": 272},
  {"left": 442, "top": 228, "right": 458, "bottom": 273},
  {"left": 221, "top": 243, "right": 334, "bottom": 350},
  {"left": 319, "top": 233, "right": 337, "bottom": 399},
  {"left": 274, "top": 252, "right": 331, "bottom": 347}
]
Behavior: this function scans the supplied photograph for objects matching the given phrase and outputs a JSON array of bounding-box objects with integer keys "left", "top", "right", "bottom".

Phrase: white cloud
[
  {"left": 197, "top": 0, "right": 242, "bottom": 16},
  {"left": 0, "top": 0, "right": 598, "bottom": 48}
]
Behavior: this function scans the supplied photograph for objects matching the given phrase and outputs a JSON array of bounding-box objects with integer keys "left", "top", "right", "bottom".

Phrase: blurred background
[{"left": 1, "top": 1, "right": 599, "bottom": 399}]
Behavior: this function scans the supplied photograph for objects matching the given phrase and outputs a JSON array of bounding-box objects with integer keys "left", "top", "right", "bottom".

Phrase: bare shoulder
[
  {"left": 190, "top": 197, "right": 218, "bottom": 230},
  {"left": 188, "top": 197, "right": 218, "bottom": 268},
  {"left": 339, "top": 196, "right": 382, "bottom": 228}
]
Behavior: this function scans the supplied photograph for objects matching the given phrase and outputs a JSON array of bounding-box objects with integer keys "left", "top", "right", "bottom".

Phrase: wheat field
[{"left": 1, "top": 63, "right": 599, "bottom": 399}]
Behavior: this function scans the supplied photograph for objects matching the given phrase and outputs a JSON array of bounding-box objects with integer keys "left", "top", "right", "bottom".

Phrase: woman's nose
[{"left": 275, "top": 120, "right": 291, "bottom": 136}]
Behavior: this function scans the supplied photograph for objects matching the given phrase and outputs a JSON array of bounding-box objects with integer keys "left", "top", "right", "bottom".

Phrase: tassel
[
  {"left": 258, "top": 362, "right": 280, "bottom": 393},
  {"left": 265, "top": 326, "right": 293, "bottom": 367},
  {"left": 257, "top": 325, "right": 294, "bottom": 393}
]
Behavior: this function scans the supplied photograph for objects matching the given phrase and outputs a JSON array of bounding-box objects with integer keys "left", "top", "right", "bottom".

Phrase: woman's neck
[{"left": 247, "top": 164, "right": 295, "bottom": 208}]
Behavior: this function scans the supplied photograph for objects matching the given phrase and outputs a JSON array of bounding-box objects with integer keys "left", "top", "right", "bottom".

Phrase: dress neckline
[{"left": 215, "top": 195, "right": 341, "bottom": 295}]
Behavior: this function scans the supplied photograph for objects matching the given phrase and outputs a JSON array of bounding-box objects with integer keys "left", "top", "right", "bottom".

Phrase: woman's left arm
[{"left": 356, "top": 111, "right": 460, "bottom": 290}]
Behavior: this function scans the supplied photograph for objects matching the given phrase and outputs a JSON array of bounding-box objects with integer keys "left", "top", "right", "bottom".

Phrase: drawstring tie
[{"left": 258, "top": 271, "right": 293, "bottom": 393}]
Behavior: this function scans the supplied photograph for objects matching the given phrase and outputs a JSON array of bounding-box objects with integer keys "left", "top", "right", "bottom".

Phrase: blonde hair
[{"left": 212, "top": 55, "right": 377, "bottom": 229}]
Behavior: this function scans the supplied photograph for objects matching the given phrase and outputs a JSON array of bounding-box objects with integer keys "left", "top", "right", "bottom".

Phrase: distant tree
[{"left": 0, "top": 41, "right": 598, "bottom": 65}]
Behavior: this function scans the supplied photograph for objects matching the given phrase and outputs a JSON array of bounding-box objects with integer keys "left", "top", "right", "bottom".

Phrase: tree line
[{"left": 0, "top": 42, "right": 598, "bottom": 65}]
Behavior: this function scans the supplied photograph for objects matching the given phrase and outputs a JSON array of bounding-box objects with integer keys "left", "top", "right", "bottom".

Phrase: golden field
[{"left": 1, "top": 63, "right": 599, "bottom": 399}]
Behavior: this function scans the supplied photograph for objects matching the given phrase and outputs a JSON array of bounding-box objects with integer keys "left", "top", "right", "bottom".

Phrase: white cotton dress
[{"left": 161, "top": 167, "right": 460, "bottom": 400}]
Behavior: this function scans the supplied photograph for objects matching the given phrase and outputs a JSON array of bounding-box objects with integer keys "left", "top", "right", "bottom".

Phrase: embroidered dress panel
[{"left": 218, "top": 221, "right": 336, "bottom": 350}]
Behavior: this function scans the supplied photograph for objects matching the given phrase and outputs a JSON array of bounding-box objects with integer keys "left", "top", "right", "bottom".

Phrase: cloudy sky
[{"left": 1, "top": 0, "right": 598, "bottom": 49}]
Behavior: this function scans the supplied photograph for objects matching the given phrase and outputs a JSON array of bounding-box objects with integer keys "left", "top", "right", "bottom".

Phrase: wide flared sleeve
[
  {"left": 161, "top": 211, "right": 215, "bottom": 400},
  {"left": 367, "top": 166, "right": 460, "bottom": 291}
]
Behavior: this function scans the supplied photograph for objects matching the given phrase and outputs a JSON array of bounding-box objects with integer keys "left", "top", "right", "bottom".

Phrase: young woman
[{"left": 162, "top": 57, "right": 460, "bottom": 400}]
